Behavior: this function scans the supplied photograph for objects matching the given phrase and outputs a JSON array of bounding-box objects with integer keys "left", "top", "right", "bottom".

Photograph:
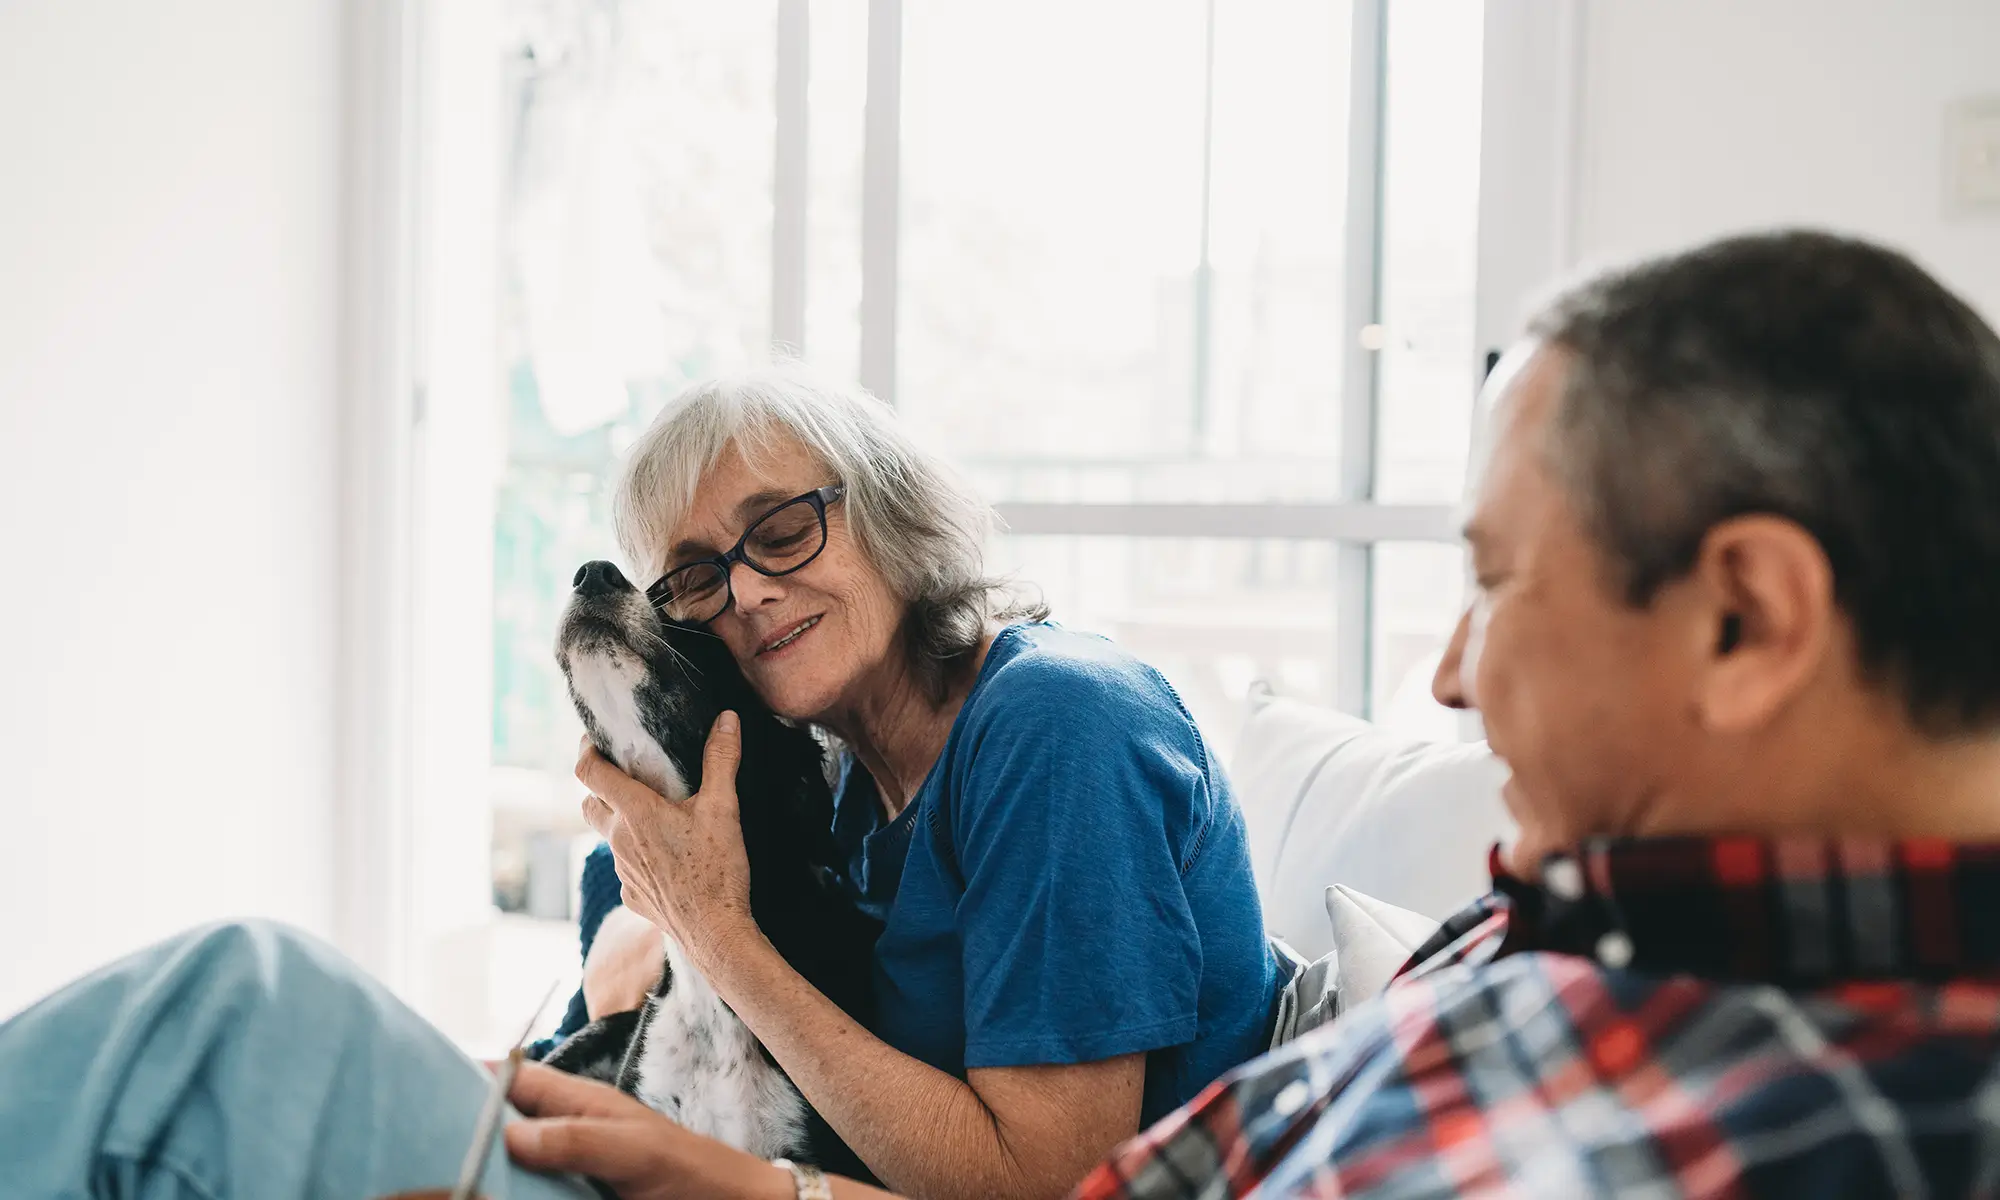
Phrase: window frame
[{"left": 795, "top": 0, "right": 1459, "bottom": 718}]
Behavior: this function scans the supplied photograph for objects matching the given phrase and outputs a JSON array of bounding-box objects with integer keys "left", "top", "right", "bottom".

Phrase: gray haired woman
[{"left": 542, "top": 370, "right": 1284, "bottom": 1197}]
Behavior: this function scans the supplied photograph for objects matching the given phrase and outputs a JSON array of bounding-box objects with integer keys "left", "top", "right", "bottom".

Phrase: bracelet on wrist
[{"left": 771, "top": 1158, "right": 833, "bottom": 1200}]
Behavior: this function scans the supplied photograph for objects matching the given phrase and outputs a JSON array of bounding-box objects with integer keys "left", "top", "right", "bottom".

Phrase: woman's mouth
[{"left": 758, "top": 615, "right": 822, "bottom": 657}]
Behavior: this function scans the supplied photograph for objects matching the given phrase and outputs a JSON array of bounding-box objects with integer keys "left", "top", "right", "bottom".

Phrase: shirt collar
[{"left": 1485, "top": 835, "right": 2000, "bottom": 984}]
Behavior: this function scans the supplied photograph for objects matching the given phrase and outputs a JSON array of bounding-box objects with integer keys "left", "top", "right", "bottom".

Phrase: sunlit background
[{"left": 2, "top": 0, "right": 1997, "bottom": 1055}]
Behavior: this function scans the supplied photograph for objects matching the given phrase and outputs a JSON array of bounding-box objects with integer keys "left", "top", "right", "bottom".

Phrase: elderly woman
[
  {"left": 0, "top": 372, "right": 1280, "bottom": 1200},
  {"left": 548, "top": 371, "right": 1282, "bottom": 1195}
]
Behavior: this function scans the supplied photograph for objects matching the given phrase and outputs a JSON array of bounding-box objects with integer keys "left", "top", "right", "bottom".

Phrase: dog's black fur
[{"left": 543, "top": 560, "right": 879, "bottom": 1180}]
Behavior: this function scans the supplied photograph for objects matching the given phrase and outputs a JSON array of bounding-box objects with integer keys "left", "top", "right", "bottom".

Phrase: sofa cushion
[
  {"left": 1232, "top": 692, "right": 1514, "bottom": 959},
  {"left": 1324, "top": 884, "right": 1440, "bottom": 1012}
]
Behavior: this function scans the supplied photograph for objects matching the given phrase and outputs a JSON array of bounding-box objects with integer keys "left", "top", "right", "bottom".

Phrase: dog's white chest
[{"left": 628, "top": 938, "right": 810, "bottom": 1159}]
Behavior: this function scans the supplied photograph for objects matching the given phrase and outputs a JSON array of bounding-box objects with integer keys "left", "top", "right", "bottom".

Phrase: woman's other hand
[
  {"left": 576, "top": 712, "right": 760, "bottom": 977},
  {"left": 505, "top": 1063, "right": 791, "bottom": 1200},
  {"left": 582, "top": 906, "right": 666, "bottom": 1021}
]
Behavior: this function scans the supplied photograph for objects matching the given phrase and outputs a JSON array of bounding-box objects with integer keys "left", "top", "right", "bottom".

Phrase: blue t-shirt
[{"left": 833, "top": 622, "right": 1282, "bottom": 1125}]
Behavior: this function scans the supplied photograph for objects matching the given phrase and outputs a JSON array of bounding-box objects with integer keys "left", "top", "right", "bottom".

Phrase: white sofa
[{"left": 1230, "top": 688, "right": 1515, "bottom": 960}]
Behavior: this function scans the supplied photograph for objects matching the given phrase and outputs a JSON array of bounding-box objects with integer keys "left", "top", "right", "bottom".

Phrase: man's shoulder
[
  {"left": 1083, "top": 951, "right": 2000, "bottom": 1199},
  {"left": 1075, "top": 955, "right": 1668, "bottom": 1198}
]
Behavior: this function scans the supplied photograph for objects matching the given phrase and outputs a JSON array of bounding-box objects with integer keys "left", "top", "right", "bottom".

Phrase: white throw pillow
[
  {"left": 1324, "top": 884, "right": 1439, "bottom": 1013},
  {"left": 1234, "top": 693, "right": 1512, "bottom": 959}
]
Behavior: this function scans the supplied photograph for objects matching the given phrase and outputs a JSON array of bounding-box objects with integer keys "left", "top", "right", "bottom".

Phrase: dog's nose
[{"left": 572, "top": 560, "right": 631, "bottom": 597}]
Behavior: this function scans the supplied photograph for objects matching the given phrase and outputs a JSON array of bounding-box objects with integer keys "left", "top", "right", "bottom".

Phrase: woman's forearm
[{"left": 694, "top": 929, "right": 1068, "bottom": 1200}]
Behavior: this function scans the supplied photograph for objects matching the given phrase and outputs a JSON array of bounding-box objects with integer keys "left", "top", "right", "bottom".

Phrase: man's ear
[{"left": 1686, "top": 515, "right": 1835, "bottom": 733}]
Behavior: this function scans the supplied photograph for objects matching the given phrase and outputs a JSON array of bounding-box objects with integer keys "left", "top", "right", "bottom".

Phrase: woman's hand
[
  {"left": 505, "top": 1062, "right": 791, "bottom": 1200},
  {"left": 576, "top": 712, "right": 761, "bottom": 976},
  {"left": 582, "top": 906, "right": 666, "bottom": 1020}
]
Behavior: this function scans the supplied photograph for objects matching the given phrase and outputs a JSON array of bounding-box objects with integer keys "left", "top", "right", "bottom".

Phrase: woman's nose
[{"left": 726, "top": 560, "right": 787, "bottom": 611}]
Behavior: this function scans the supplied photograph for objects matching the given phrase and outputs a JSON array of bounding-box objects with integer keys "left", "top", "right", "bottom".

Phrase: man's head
[{"left": 1434, "top": 231, "right": 2000, "bottom": 872}]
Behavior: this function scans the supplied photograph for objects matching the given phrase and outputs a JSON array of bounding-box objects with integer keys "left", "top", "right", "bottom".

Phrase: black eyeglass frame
[{"left": 644, "top": 484, "right": 847, "bottom": 625}]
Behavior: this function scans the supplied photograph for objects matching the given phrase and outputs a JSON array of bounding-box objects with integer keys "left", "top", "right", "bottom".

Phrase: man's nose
[
  {"left": 573, "top": 560, "right": 631, "bottom": 598},
  {"left": 1432, "top": 608, "right": 1473, "bottom": 711}
]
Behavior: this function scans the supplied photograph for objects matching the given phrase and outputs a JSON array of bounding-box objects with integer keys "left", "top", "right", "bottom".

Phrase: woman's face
[{"left": 656, "top": 436, "right": 904, "bottom": 721}]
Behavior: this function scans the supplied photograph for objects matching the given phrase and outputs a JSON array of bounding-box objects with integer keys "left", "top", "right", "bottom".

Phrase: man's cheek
[{"left": 1459, "top": 601, "right": 1492, "bottom": 709}]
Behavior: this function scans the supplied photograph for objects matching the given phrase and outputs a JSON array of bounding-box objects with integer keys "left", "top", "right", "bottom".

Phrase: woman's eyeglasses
[{"left": 645, "top": 484, "right": 846, "bottom": 625}]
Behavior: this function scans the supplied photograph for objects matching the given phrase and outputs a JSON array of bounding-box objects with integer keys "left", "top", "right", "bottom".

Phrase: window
[
  {"left": 491, "top": 2, "right": 784, "bottom": 906},
  {"left": 900, "top": 2, "right": 1348, "bottom": 500},
  {"left": 418, "top": 0, "right": 1483, "bottom": 1051},
  {"left": 989, "top": 534, "right": 1345, "bottom": 750}
]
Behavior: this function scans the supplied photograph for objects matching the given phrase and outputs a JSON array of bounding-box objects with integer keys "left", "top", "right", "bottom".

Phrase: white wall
[
  {"left": 0, "top": 1, "right": 343, "bottom": 1016},
  {"left": 1572, "top": 0, "right": 2000, "bottom": 323}
]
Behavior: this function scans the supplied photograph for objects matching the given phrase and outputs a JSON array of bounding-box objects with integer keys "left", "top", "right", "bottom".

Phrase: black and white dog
[{"left": 544, "top": 559, "right": 879, "bottom": 1179}]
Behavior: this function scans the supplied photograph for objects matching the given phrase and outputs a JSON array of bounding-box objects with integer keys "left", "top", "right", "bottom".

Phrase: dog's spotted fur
[{"left": 544, "top": 560, "right": 879, "bottom": 1179}]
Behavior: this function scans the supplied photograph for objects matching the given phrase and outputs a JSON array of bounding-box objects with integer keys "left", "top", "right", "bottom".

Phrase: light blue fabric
[
  {"left": 0, "top": 920, "right": 596, "bottom": 1200},
  {"left": 833, "top": 622, "right": 1284, "bottom": 1127}
]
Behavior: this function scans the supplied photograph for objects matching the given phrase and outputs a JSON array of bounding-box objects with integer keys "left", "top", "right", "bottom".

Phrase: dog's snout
[{"left": 573, "top": 560, "right": 632, "bottom": 597}]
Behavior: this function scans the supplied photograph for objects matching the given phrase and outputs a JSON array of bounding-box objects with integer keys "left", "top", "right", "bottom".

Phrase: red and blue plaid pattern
[{"left": 1073, "top": 836, "right": 2000, "bottom": 1199}]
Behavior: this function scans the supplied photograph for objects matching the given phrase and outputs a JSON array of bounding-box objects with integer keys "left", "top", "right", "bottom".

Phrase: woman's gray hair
[{"left": 613, "top": 369, "right": 1046, "bottom": 704}]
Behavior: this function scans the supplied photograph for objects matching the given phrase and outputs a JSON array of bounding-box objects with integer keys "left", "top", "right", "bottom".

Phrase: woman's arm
[
  {"left": 507, "top": 1061, "right": 908, "bottom": 1200},
  {"left": 578, "top": 720, "right": 1145, "bottom": 1200},
  {"left": 697, "top": 923, "right": 1143, "bottom": 1199}
]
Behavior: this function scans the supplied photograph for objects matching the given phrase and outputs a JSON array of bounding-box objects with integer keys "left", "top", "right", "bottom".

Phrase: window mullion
[
  {"left": 859, "top": 0, "right": 902, "bottom": 403},
  {"left": 1337, "top": 0, "right": 1389, "bottom": 716},
  {"left": 993, "top": 502, "right": 1457, "bottom": 543},
  {"left": 771, "top": 0, "right": 810, "bottom": 356}
]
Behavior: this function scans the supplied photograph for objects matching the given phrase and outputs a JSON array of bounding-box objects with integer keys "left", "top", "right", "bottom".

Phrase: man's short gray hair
[
  {"left": 1528, "top": 229, "right": 2000, "bottom": 735},
  {"left": 613, "top": 369, "right": 1045, "bottom": 703}
]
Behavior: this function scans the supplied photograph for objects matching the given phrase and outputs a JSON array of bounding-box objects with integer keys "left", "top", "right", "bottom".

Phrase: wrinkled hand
[
  {"left": 582, "top": 905, "right": 666, "bottom": 1020},
  {"left": 505, "top": 1062, "right": 790, "bottom": 1200},
  {"left": 577, "top": 712, "right": 759, "bottom": 975}
]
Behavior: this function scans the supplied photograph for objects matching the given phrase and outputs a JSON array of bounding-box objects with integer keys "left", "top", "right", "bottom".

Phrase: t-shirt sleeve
[{"left": 948, "top": 655, "right": 1213, "bottom": 1068}]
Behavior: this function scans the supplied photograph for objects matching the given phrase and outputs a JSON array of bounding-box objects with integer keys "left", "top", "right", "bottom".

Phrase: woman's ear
[{"left": 1687, "top": 515, "right": 1835, "bottom": 734}]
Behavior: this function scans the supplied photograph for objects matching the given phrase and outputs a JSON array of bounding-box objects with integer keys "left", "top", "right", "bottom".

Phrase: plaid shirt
[{"left": 1073, "top": 836, "right": 2000, "bottom": 1199}]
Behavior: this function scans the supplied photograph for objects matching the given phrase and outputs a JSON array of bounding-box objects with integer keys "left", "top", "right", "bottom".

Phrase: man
[{"left": 1071, "top": 229, "right": 2000, "bottom": 1197}]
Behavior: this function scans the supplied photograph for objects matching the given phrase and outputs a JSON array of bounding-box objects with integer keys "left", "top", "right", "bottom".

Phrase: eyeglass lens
[{"left": 658, "top": 496, "right": 827, "bottom": 623}]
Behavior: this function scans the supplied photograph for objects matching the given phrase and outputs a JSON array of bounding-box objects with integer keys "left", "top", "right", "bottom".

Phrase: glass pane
[
  {"left": 490, "top": 2, "right": 778, "bottom": 935},
  {"left": 989, "top": 535, "right": 1340, "bottom": 761},
  {"left": 804, "top": 0, "right": 867, "bottom": 382},
  {"left": 496, "top": 0, "right": 778, "bottom": 749},
  {"left": 1373, "top": 0, "right": 1485, "bottom": 503},
  {"left": 1370, "top": 541, "right": 1465, "bottom": 739},
  {"left": 900, "top": 2, "right": 1354, "bottom": 505}
]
